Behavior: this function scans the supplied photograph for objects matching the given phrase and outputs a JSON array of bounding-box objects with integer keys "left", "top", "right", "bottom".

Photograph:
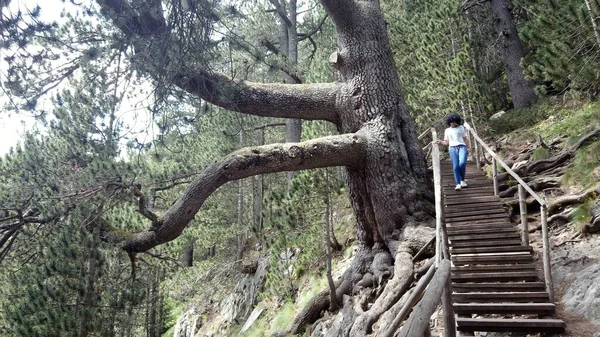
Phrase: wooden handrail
[
  {"left": 464, "top": 124, "right": 545, "bottom": 205},
  {"left": 383, "top": 128, "right": 456, "bottom": 337},
  {"left": 463, "top": 124, "right": 554, "bottom": 302}
]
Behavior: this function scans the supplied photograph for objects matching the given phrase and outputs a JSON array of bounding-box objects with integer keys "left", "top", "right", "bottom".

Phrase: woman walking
[{"left": 436, "top": 114, "right": 471, "bottom": 190}]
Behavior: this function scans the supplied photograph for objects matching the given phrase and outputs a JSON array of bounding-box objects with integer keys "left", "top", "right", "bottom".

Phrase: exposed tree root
[
  {"left": 288, "top": 226, "right": 434, "bottom": 335},
  {"left": 547, "top": 186, "right": 600, "bottom": 214},
  {"left": 499, "top": 176, "right": 562, "bottom": 198},
  {"left": 348, "top": 244, "right": 414, "bottom": 336}
]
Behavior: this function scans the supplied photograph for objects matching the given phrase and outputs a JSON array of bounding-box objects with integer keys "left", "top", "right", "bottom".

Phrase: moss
[
  {"left": 562, "top": 141, "right": 600, "bottom": 188},
  {"left": 532, "top": 147, "right": 551, "bottom": 161}
]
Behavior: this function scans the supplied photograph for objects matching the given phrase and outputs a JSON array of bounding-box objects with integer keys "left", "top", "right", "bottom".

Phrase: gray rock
[
  {"left": 324, "top": 295, "right": 357, "bottom": 337},
  {"left": 221, "top": 255, "right": 270, "bottom": 324},
  {"left": 489, "top": 110, "right": 506, "bottom": 120},
  {"left": 562, "top": 263, "right": 600, "bottom": 324}
]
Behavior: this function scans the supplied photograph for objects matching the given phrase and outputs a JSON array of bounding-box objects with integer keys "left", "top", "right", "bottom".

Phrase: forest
[{"left": 0, "top": 0, "right": 599, "bottom": 336}]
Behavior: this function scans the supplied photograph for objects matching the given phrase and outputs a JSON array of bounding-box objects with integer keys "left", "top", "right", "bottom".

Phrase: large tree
[
  {"left": 97, "top": 0, "right": 433, "bottom": 331},
  {"left": 489, "top": 0, "right": 538, "bottom": 109},
  {"left": 5, "top": 0, "right": 434, "bottom": 333}
]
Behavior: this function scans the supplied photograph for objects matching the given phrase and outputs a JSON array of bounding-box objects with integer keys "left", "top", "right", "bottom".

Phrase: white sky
[
  {"left": 0, "top": 0, "right": 71, "bottom": 155},
  {"left": 0, "top": 0, "right": 157, "bottom": 156}
]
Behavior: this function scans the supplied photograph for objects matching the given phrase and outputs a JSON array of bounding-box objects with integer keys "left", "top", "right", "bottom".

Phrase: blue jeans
[{"left": 449, "top": 145, "right": 467, "bottom": 184}]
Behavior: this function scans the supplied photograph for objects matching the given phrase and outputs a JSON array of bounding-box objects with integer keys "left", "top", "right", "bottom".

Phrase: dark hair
[{"left": 446, "top": 113, "right": 462, "bottom": 126}]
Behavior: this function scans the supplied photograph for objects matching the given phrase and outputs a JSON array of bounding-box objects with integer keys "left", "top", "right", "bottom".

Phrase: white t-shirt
[{"left": 444, "top": 125, "right": 467, "bottom": 146}]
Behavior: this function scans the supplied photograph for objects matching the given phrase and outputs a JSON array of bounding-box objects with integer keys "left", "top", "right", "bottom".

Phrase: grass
[
  {"left": 562, "top": 141, "right": 600, "bottom": 188},
  {"left": 532, "top": 101, "right": 600, "bottom": 140}
]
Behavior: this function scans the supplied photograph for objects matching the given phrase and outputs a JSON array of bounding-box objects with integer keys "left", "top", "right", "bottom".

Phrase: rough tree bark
[
  {"left": 491, "top": 0, "right": 538, "bottom": 109},
  {"left": 96, "top": 0, "right": 433, "bottom": 333}
]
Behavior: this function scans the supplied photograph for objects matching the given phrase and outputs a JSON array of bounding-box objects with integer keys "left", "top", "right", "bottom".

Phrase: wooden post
[
  {"left": 442, "top": 259, "right": 457, "bottom": 337},
  {"left": 431, "top": 127, "right": 443, "bottom": 266},
  {"left": 492, "top": 157, "right": 499, "bottom": 196},
  {"left": 541, "top": 205, "right": 555, "bottom": 302},
  {"left": 518, "top": 185, "right": 529, "bottom": 246},
  {"left": 474, "top": 136, "right": 481, "bottom": 170},
  {"left": 398, "top": 260, "right": 452, "bottom": 337}
]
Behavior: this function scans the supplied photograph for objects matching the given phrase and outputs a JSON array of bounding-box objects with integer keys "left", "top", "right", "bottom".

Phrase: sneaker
[
  {"left": 455, "top": 184, "right": 462, "bottom": 190},
  {"left": 460, "top": 180, "right": 468, "bottom": 187}
]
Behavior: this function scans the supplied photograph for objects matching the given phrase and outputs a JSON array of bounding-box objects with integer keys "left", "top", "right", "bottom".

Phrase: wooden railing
[
  {"left": 464, "top": 124, "right": 555, "bottom": 302},
  {"left": 386, "top": 128, "right": 455, "bottom": 337}
]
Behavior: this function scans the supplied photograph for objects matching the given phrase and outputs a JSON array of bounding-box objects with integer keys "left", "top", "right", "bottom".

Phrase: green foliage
[
  {"left": 383, "top": 0, "right": 490, "bottom": 127},
  {"left": 488, "top": 100, "right": 553, "bottom": 133},
  {"left": 532, "top": 146, "right": 551, "bottom": 161},
  {"left": 532, "top": 101, "right": 600, "bottom": 139},
  {"left": 569, "top": 199, "right": 596, "bottom": 232},
  {"left": 518, "top": 0, "right": 600, "bottom": 96},
  {"left": 563, "top": 141, "right": 600, "bottom": 187}
]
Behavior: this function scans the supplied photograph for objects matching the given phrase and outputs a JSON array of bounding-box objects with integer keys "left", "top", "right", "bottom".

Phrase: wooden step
[
  {"left": 452, "top": 253, "right": 533, "bottom": 265},
  {"left": 456, "top": 318, "right": 566, "bottom": 333},
  {"left": 446, "top": 214, "right": 508, "bottom": 223},
  {"left": 444, "top": 186, "right": 494, "bottom": 195},
  {"left": 447, "top": 219, "right": 513, "bottom": 226},
  {"left": 454, "top": 303, "right": 556, "bottom": 315},
  {"left": 453, "top": 291, "right": 550, "bottom": 303},
  {"left": 446, "top": 227, "right": 517, "bottom": 235},
  {"left": 450, "top": 246, "right": 533, "bottom": 255},
  {"left": 449, "top": 232, "right": 521, "bottom": 241},
  {"left": 452, "top": 282, "right": 546, "bottom": 293},
  {"left": 444, "top": 206, "right": 504, "bottom": 216},
  {"left": 444, "top": 209, "right": 507, "bottom": 218},
  {"left": 446, "top": 222, "right": 515, "bottom": 231},
  {"left": 444, "top": 190, "right": 496, "bottom": 198},
  {"left": 446, "top": 196, "right": 501, "bottom": 205},
  {"left": 452, "top": 264, "right": 537, "bottom": 273},
  {"left": 449, "top": 239, "right": 522, "bottom": 248},
  {"left": 452, "top": 271, "right": 539, "bottom": 283}
]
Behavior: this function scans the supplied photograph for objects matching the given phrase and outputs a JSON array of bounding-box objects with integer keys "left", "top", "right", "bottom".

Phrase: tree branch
[
  {"left": 268, "top": 0, "right": 293, "bottom": 27},
  {"left": 123, "top": 133, "right": 368, "bottom": 253},
  {"left": 298, "top": 14, "right": 329, "bottom": 42},
  {"left": 172, "top": 72, "right": 341, "bottom": 123},
  {"left": 96, "top": 0, "right": 341, "bottom": 124}
]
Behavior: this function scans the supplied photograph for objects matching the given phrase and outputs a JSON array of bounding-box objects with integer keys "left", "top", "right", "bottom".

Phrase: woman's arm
[{"left": 463, "top": 136, "right": 471, "bottom": 153}]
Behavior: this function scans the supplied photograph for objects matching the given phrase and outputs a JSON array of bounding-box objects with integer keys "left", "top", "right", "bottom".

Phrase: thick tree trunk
[
  {"left": 98, "top": 3, "right": 433, "bottom": 332},
  {"left": 491, "top": 0, "right": 538, "bottom": 109}
]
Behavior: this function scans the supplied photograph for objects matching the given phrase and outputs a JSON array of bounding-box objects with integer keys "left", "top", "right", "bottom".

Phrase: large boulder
[{"left": 562, "top": 263, "right": 600, "bottom": 324}]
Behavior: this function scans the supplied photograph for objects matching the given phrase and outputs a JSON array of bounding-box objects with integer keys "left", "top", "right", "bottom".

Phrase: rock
[
  {"left": 562, "top": 263, "right": 600, "bottom": 324},
  {"left": 489, "top": 110, "right": 506, "bottom": 120},
  {"left": 173, "top": 307, "right": 201, "bottom": 337},
  {"left": 241, "top": 259, "right": 258, "bottom": 274},
  {"left": 323, "top": 296, "right": 357, "bottom": 337},
  {"left": 584, "top": 201, "right": 600, "bottom": 233},
  {"left": 220, "top": 255, "right": 270, "bottom": 324},
  {"left": 239, "top": 304, "right": 265, "bottom": 334}
]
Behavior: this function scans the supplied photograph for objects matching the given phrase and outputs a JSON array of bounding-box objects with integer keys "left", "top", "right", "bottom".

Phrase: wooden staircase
[{"left": 441, "top": 161, "right": 566, "bottom": 334}]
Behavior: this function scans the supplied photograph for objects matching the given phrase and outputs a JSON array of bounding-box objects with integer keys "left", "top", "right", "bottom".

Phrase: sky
[
  {"left": 0, "top": 0, "right": 69, "bottom": 155},
  {"left": 0, "top": 0, "right": 156, "bottom": 156},
  {"left": 0, "top": 0, "right": 78, "bottom": 155}
]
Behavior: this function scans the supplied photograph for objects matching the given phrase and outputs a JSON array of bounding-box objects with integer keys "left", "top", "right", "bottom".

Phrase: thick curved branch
[
  {"left": 173, "top": 72, "right": 341, "bottom": 123},
  {"left": 123, "top": 133, "right": 367, "bottom": 253},
  {"left": 96, "top": 0, "right": 341, "bottom": 124}
]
